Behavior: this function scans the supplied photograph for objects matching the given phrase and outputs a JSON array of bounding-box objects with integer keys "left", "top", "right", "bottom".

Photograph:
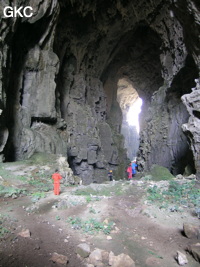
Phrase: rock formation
[{"left": 0, "top": 0, "right": 199, "bottom": 183}]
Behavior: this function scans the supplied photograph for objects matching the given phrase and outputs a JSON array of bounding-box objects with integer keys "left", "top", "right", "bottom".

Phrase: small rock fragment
[
  {"left": 176, "top": 174, "right": 183, "bottom": 179},
  {"left": 34, "top": 244, "right": 40, "bottom": 250},
  {"left": 176, "top": 251, "right": 188, "bottom": 265},
  {"left": 18, "top": 229, "right": 31, "bottom": 238}
]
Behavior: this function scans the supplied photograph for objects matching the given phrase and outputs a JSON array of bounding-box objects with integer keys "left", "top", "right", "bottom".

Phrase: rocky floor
[{"left": 0, "top": 163, "right": 200, "bottom": 267}]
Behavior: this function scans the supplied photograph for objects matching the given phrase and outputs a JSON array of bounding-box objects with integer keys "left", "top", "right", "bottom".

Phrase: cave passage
[
  {"left": 117, "top": 78, "right": 142, "bottom": 160},
  {"left": 103, "top": 25, "right": 197, "bottom": 175},
  {"left": 102, "top": 25, "right": 164, "bottom": 165}
]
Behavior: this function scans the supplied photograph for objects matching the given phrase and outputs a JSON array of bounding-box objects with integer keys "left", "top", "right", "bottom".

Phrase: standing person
[
  {"left": 131, "top": 161, "right": 138, "bottom": 177},
  {"left": 126, "top": 164, "right": 132, "bottom": 180},
  {"left": 52, "top": 169, "right": 62, "bottom": 195},
  {"left": 108, "top": 170, "right": 113, "bottom": 181}
]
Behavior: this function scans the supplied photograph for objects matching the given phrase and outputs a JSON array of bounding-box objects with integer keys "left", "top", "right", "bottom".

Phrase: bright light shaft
[{"left": 127, "top": 98, "right": 142, "bottom": 133}]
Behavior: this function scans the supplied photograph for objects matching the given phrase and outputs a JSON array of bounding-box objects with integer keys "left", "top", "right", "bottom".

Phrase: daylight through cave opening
[{"left": 117, "top": 78, "right": 142, "bottom": 161}]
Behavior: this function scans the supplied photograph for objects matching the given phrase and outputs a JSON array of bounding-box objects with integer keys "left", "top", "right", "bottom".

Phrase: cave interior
[{"left": 0, "top": 0, "right": 200, "bottom": 184}]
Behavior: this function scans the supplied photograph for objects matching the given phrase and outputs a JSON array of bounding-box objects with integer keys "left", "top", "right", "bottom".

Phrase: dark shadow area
[
  {"left": 166, "top": 55, "right": 199, "bottom": 175},
  {"left": 168, "top": 55, "right": 199, "bottom": 96},
  {"left": 193, "top": 110, "right": 200, "bottom": 120},
  {"left": 3, "top": 15, "right": 55, "bottom": 161}
]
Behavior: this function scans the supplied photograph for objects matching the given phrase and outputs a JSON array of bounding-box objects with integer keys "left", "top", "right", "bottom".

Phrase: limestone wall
[{"left": 0, "top": 0, "right": 199, "bottom": 182}]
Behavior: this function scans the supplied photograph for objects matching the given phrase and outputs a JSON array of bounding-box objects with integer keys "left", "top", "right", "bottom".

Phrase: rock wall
[
  {"left": 0, "top": 0, "right": 199, "bottom": 182},
  {"left": 182, "top": 79, "right": 200, "bottom": 177}
]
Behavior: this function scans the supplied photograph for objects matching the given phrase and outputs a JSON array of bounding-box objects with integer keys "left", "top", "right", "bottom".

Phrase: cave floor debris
[{"left": 0, "top": 163, "right": 199, "bottom": 267}]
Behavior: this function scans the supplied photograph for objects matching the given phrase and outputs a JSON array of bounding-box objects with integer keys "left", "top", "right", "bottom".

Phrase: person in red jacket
[
  {"left": 126, "top": 163, "right": 132, "bottom": 180},
  {"left": 52, "top": 169, "right": 62, "bottom": 195}
]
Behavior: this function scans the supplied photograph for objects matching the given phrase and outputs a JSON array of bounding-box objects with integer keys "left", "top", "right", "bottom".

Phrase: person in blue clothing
[
  {"left": 108, "top": 170, "right": 113, "bottom": 181},
  {"left": 131, "top": 161, "right": 137, "bottom": 177}
]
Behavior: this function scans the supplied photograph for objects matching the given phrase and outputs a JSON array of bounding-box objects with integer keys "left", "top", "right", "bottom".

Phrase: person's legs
[
  {"left": 56, "top": 183, "right": 60, "bottom": 195},
  {"left": 54, "top": 183, "right": 57, "bottom": 195}
]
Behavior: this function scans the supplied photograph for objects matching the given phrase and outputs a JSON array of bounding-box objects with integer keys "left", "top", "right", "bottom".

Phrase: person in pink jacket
[{"left": 126, "top": 164, "right": 132, "bottom": 180}]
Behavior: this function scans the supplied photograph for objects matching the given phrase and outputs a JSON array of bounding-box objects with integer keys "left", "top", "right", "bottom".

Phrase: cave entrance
[
  {"left": 117, "top": 78, "right": 142, "bottom": 160},
  {"left": 102, "top": 25, "right": 198, "bottom": 176}
]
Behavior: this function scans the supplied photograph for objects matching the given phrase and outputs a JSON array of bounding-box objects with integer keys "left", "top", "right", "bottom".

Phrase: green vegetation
[
  {"left": 148, "top": 250, "right": 163, "bottom": 259},
  {"left": 0, "top": 214, "right": 10, "bottom": 238},
  {"left": 17, "top": 176, "right": 28, "bottom": 182},
  {"left": 0, "top": 167, "right": 13, "bottom": 180},
  {"left": 0, "top": 226, "right": 10, "bottom": 238},
  {"left": 74, "top": 183, "right": 126, "bottom": 197},
  {"left": 147, "top": 181, "right": 200, "bottom": 209},
  {"left": 28, "top": 152, "right": 57, "bottom": 165},
  {"left": 31, "top": 191, "right": 46, "bottom": 202},
  {"left": 85, "top": 195, "right": 92, "bottom": 203},
  {"left": 67, "top": 216, "right": 114, "bottom": 235},
  {"left": 0, "top": 158, "right": 53, "bottom": 198},
  {"left": 148, "top": 165, "right": 174, "bottom": 181},
  {"left": 89, "top": 207, "right": 96, "bottom": 214},
  {"left": 0, "top": 185, "right": 27, "bottom": 197},
  {"left": 28, "top": 178, "right": 52, "bottom": 192}
]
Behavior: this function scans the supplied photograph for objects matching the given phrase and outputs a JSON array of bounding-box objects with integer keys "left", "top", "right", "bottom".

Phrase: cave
[
  {"left": 102, "top": 25, "right": 164, "bottom": 171},
  {"left": 0, "top": 0, "right": 200, "bottom": 184}
]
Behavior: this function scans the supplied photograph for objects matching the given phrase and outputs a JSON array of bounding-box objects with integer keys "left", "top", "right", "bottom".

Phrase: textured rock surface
[
  {"left": 0, "top": 0, "right": 199, "bottom": 182},
  {"left": 183, "top": 223, "right": 200, "bottom": 239},
  {"left": 188, "top": 243, "right": 200, "bottom": 263},
  {"left": 76, "top": 243, "right": 91, "bottom": 258},
  {"left": 182, "top": 80, "right": 200, "bottom": 177},
  {"left": 176, "top": 251, "right": 188, "bottom": 266},
  {"left": 109, "top": 251, "right": 135, "bottom": 267}
]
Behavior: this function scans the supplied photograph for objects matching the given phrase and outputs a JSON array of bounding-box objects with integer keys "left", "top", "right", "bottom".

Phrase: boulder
[
  {"left": 187, "top": 243, "right": 200, "bottom": 263},
  {"left": 89, "top": 249, "right": 102, "bottom": 264},
  {"left": 185, "top": 174, "right": 196, "bottom": 180},
  {"left": 109, "top": 251, "right": 135, "bottom": 267},
  {"left": 176, "top": 174, "right": 183, "bottom": 179},
  {"left": 50, "top": 252, "right": 68, "bottom": 265},
  {"left": 183, "top": 223, "right": 200, "bottom": 239},
  {"left": 76, "top": 243, "right": 91, "bottom": 258}
]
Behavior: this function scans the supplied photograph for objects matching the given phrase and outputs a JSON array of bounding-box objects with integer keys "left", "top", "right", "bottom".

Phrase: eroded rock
[
  {"left": 18, "top": 229, "right": 31, "bottom": 238},
  {"left": 176, "top": 251, "right": 188, "bottom": 266},
  {"left": 187, "top": 243, "right": 200, "bottom": 263},
  {"left": 183, "top": 223, "right": 200, "bottom": 239},
  {"left": 50, "top": 252, "right": 68, "bottom": 265},
  {"left": 76, "top": 243, "right": 91, "bottom": 258},
  {"left": 109, "top": 251, "right": 135, "bottom": 267}
]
